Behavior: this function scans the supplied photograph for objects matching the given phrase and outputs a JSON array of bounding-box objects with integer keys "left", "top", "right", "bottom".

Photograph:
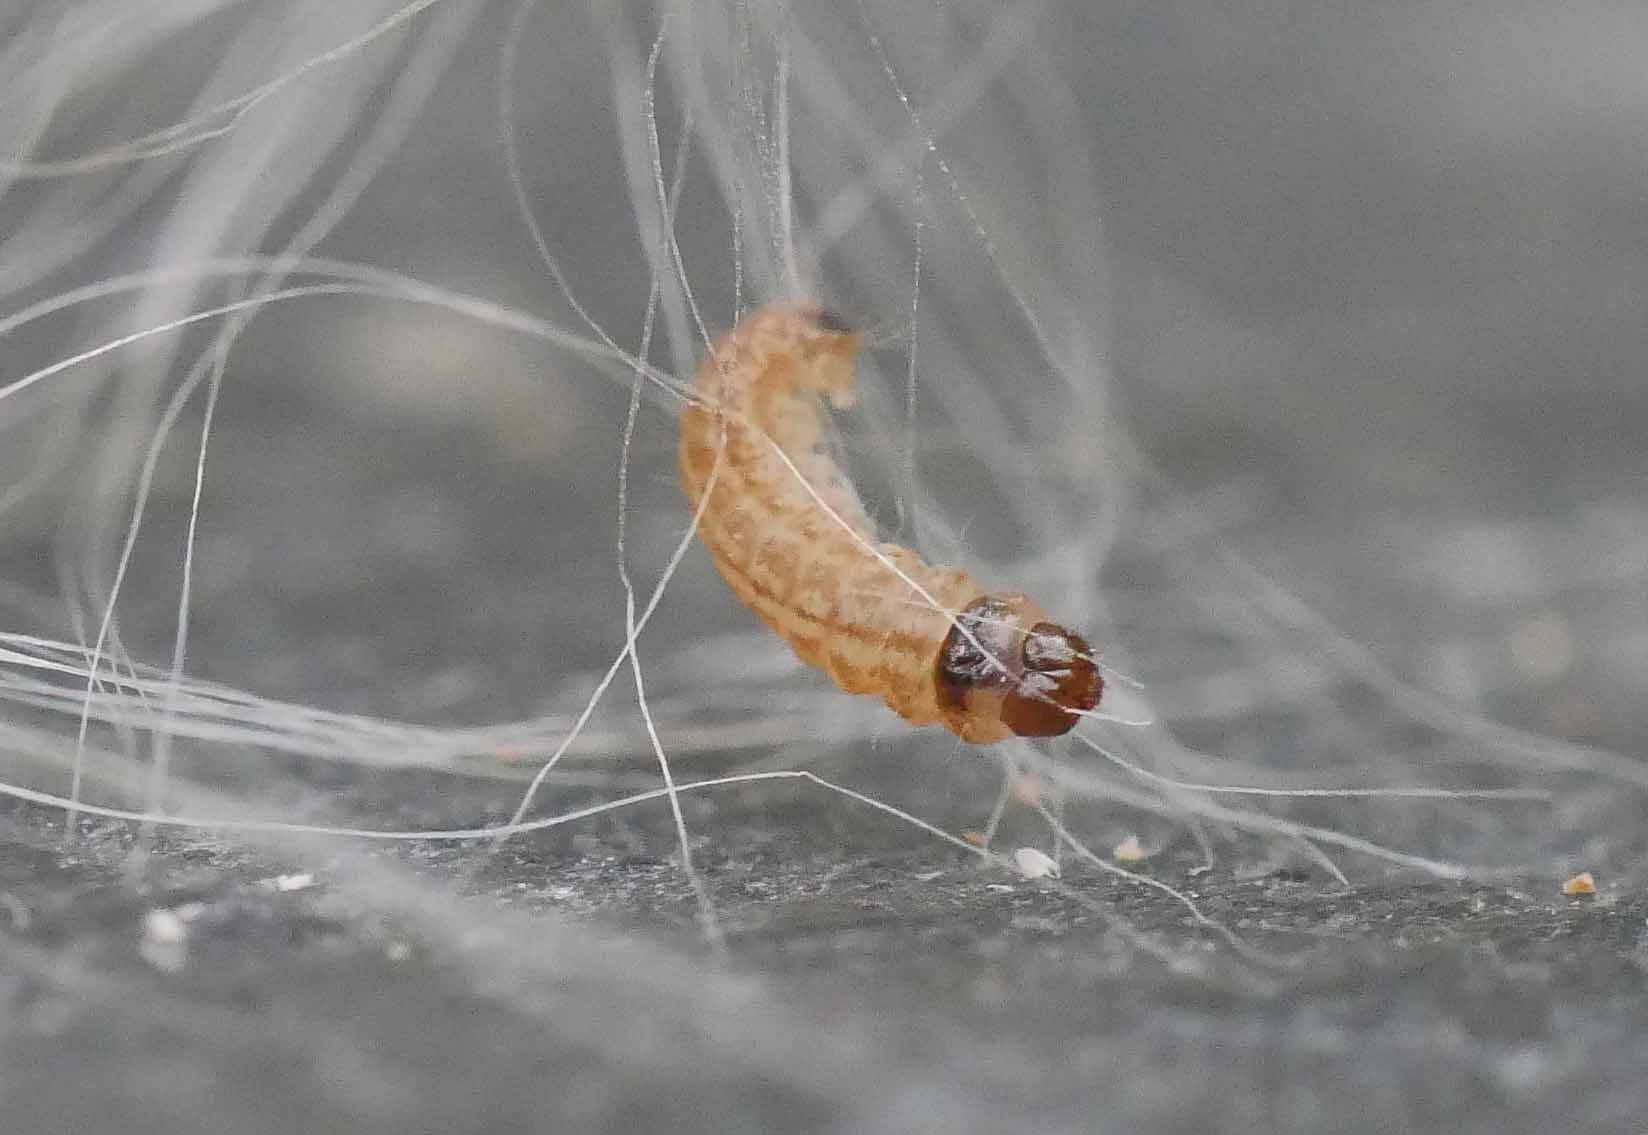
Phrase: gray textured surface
[{"left": 3, "top": 811, "right": 1646, "bottom": 1135}]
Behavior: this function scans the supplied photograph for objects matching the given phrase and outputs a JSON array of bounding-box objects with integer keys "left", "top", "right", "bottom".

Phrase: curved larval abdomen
[{"left": 679, "top": 302, "right": 1101, "bottom": 744}]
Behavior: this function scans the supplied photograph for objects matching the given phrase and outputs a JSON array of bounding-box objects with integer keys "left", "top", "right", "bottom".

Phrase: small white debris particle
[
  {"left": 1012, "top": 847, "right": 1060, "bottom": 880},
  {"left": 142, "top": 909, "right": 188, "bottom": 945},
  {"left": 139, "top": 909, "right": 189, "bottom": 973}
]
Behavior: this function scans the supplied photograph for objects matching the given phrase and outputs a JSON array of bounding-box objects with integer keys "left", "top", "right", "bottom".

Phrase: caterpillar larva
[{"left": 679, "top": 303, "right": 1102, "bottom": 745}]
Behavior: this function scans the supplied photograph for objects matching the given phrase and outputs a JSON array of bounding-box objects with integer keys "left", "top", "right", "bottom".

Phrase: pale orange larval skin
[{"left": 679, "top": 302, "right": 1099, "bottom": 744}]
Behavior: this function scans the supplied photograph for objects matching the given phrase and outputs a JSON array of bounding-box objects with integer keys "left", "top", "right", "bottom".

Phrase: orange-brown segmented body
[{"left": 679, "top": 302, "right": 1101, "bottom": 744}]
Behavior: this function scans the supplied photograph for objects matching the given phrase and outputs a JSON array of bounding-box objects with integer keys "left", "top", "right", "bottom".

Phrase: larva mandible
[{"left": 678, "top": 302, "right": 1102, "bottom": 745}]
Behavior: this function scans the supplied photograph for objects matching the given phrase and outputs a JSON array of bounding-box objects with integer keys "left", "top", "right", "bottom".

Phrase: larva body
[{"left": 679, "top": 303, "right": 1101, "bottom": 744}]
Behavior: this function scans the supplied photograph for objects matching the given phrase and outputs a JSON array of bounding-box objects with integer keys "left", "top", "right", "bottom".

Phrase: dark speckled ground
[{"left": 3, "top": 804, "right": 1645, "bottom": 1135}]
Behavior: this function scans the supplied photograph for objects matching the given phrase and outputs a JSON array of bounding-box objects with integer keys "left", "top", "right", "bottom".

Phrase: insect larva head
[
  {"left": 1001, "top": 623, "right": 1104, "bottom": 738},
  {"left": 934, "top": 595, "right": 1103, "bottom": 742}
]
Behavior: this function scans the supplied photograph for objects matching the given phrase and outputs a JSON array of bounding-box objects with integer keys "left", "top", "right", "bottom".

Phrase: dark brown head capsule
[{"left": 934, "top": 593, "right": 1103, "bottom": 743}]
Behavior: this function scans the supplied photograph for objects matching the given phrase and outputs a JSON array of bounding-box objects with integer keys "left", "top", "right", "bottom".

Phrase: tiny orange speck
[{"left": 1561, "top": 871, "right": 1596, "bottom": 896}]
